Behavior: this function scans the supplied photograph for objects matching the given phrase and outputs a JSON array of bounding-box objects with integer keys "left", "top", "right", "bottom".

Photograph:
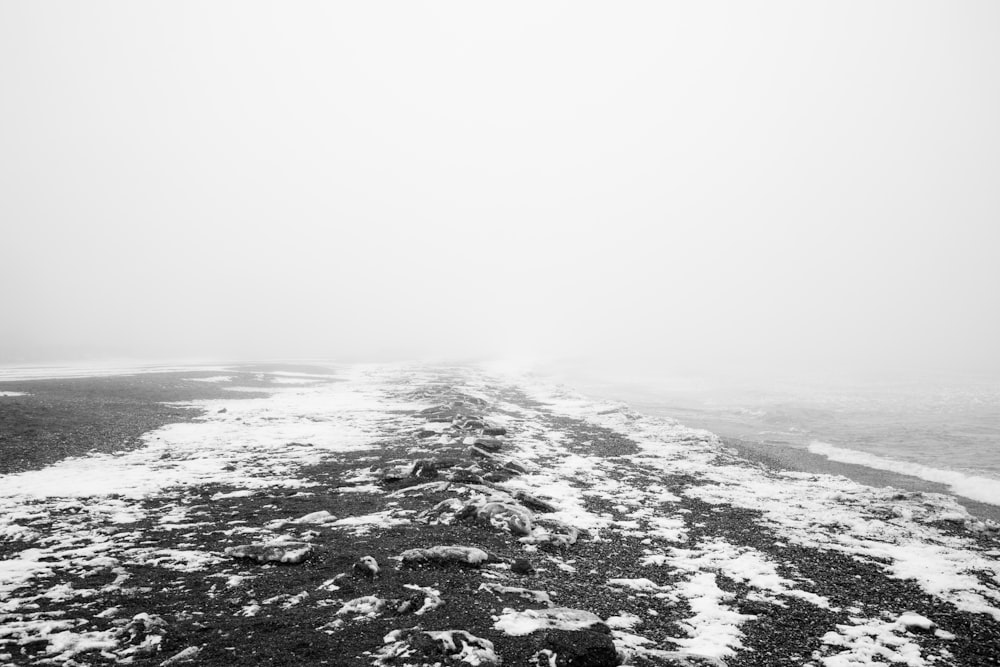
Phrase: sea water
[{"left": 562, "top": 372, "right": 1000, "bottom": 507}]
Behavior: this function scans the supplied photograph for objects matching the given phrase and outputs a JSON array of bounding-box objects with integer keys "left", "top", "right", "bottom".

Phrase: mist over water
[
  {"left": 2, "top": 2, "right": 999, "bottom": 500},
  {"left": 2, "top": 2, "right": 999, "bottom": 383},
  {"left": 554, "top": 363, "right": 1000, "bottom": 505}
]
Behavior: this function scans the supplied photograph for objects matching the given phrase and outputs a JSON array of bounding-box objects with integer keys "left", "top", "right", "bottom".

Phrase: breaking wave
[{"left": 808, "top": 440, "right": 1000, "bottom": 506}]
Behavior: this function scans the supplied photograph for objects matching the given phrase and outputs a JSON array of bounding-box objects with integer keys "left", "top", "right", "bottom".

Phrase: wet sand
[{"left": 725, "top": 436, "right": 1000, "bottom": 523}]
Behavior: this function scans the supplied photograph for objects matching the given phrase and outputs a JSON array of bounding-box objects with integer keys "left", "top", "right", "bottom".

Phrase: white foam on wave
[
  {"left": 809, "top": 440, "right": 1000, "bottom": 506},
  {"left": 506, "top": 370, "right": 1000, "bottom": 625}
]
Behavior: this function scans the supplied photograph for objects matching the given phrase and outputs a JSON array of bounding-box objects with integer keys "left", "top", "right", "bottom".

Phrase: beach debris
[
  {"left": 513, "top": 490, "right": 558, "bottom": 513},
  {"left": 469, "top": 445, "right": 496, "bottom": 460},
  {"left": 353, "top": 555, "right": 380, "bottom": 578},
  {"left": 483, "top": 424, "right": 507, "bottom": 436},
  {"left": 420, "top": 497, "right": 466, "bottom": 524},
  {"left": 224, "top": 542, "right": 313, "bottom": 564},
  {"left": 374, "top": 629, "right": 501, "bottom": 667},
  {"left": 400, "top": 545, "right": 490, "bottom": 566},
  {"left": 494, "top": 607, "right": 610, "bottom": 636}
]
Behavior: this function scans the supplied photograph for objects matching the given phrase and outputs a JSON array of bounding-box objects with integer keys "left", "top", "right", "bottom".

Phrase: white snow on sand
[
  {"left": 0, "top": 391, "right": 28, "bottom": 397},
  {"left": 0, "top": 365, "right": 424, "bottom": 661},
  {"left": 488, "top": 371, "right": 1000, "bottom": 665},
  {"left": 189, "top": 375, "right": 234, "bottom": 383},
  {"left": 0, "top": 363, "right": 231, "bottom": 382},
  {"left": 3, "top": 363, "right": 1000, "bottom": 666}
]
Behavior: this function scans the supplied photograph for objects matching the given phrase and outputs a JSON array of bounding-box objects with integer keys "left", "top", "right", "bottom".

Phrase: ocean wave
[{"left": 808, "top": 440, "right": 1000, "bottom": 506}]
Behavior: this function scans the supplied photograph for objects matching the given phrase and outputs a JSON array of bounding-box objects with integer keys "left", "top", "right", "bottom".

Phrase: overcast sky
[{"left": 2, "top": 2, "right": 998, "bottom": 379}]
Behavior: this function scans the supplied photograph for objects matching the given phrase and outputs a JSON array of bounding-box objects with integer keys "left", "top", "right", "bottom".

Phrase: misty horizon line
[{"left": 1, "top": 350, "right": 998, "bottom": 387}]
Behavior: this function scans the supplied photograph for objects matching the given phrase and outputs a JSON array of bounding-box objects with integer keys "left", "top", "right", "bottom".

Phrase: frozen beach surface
[{"left": 1, "top": 364, "right": 998, "bottom": 666}]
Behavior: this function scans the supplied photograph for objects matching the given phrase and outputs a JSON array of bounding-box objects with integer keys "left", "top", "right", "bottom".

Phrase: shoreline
[
  {"left": 723, "top": 436, "right": 1000, "bottom": 524},
  {"left": 1, "top": 364, "right": 999, "bottom": 665},
  {"left": 561, "top": 378, "right": 1000, "bottom": 525}
]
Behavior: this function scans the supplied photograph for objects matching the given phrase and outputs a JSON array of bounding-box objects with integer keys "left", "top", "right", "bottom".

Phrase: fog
[{"left": 2, "top": 2, "right": 999, "bottom": 382}]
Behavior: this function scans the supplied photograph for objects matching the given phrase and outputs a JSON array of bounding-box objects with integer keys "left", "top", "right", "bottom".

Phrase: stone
[
  {"left": 375, "top": 629, "right": 500, "bottom": 667},
  {"left": 898, "top": 611, "right": 935, "bottom": 632},
  {"left": 503, "top": 461, "right": 529, "bottom": 475},
  {"left": 511, "top": 559, "right": 535, "bottom": 575},
  {"left": 400, "top": 545, "right": 489, "bottom": 566},
  {"left": 494, "top": 607, "right": 611, "bottom": 636},
  {"left": 337, "top": 595, "right": 387, "bottom": 619},
  {"left": 225, "top": 542, "right": 313, "bottom": 564},
  {"left": 523, "top": 519, "right": 580, "bottom": 548},
  {"left": 450, "top": 469, "right": 485, "bottom": 484},
  {"left": 353, "top": 556, "right": 379, "bottom": 578},
  {"left": 475, "top": 502, "right": 533, "bottom": 535},
  {"left": 479, "top": 583, "right": 552, "bottom": 605},
  {"left": 293, "top": 510, "right": 337, "bottom": 524},
  {"left": 118, "top": 612, "right": 167, "bottom": 648},
  {"left": 536, "top": 629, "right": 620, "bottom": 667},
  {"left": 474, "top": 437, "right": 503, "bottom": 452},
  {"left": 411, "top": 460, "right": 439, "bottom": 478}
]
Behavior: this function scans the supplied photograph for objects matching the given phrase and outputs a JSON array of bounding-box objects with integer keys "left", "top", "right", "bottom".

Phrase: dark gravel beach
[
  {"left": 0, "top": 371, "right": 271, "bottom": 475},
  {"left": 1, "top": 366, "right": 998, "bottom": 666}
]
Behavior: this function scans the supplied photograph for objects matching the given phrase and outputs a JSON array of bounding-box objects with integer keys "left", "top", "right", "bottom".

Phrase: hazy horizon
[{"left": 3, "top": 2, "right": 999, "bottom": 383}]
